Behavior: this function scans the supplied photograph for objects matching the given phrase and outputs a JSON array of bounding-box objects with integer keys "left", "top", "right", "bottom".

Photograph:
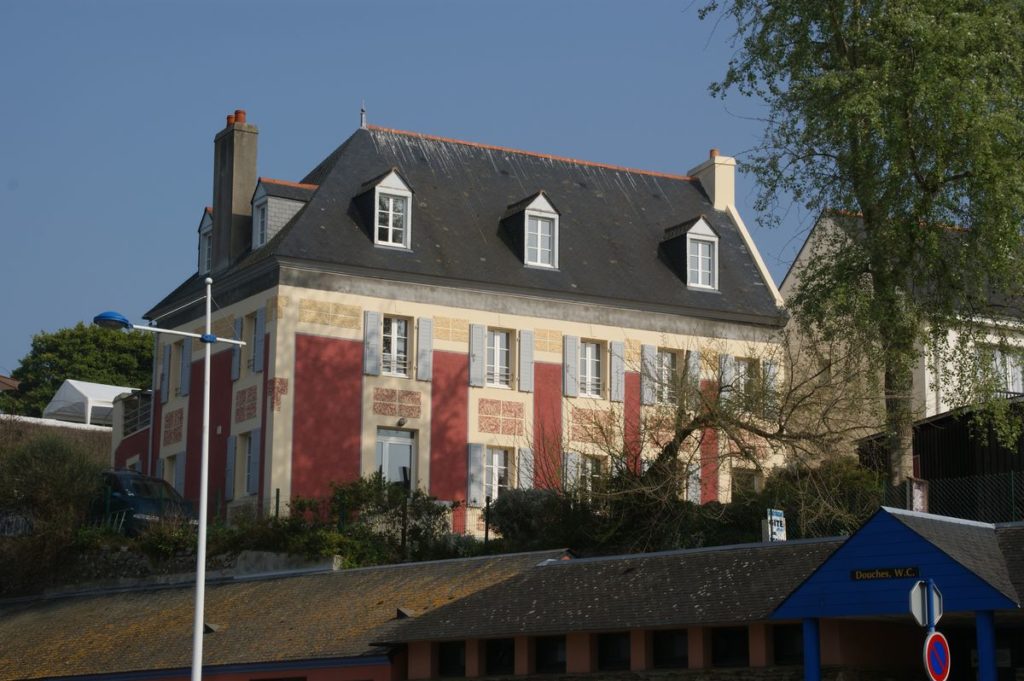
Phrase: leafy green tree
[
  {"left": 702, "top": 0, "right": 1024, "bottom": 485},
  {"left": 0, "top": 322, "right": 152, "bottom": 417}
]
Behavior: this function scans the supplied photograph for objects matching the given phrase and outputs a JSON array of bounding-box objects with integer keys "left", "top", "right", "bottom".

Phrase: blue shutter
[
  {"left": 518, "top": 330, "right": 534, "bottom": 392},
  {"left": 253, "top": 308, "right": 266, "bottom": 373},
  {"left": 174, "top": 452, "right": 186, "bottom": 494},
  {"left": 225, "top": 435, "right": 236, "bottom": 502},
  {"left": 160, "top": 344, "right": 171, "bottom": 404},
  {"left": 363, "top": 311, "right": 381, "bottom": 376},
  {"left": 155, "top": 457, "right": 165, "bottom": 482},
  {"left": 469, "top": 324, "right": 486, "bottom": 387},
  {"left": 180, "top": 338, "right": 192, "bottom": 396},
  {"left": 231, "top": 318, "right": 242, "bottom": 381},
  {"left": 720, "top": 354, "right": 736, "bottom": 396},
  {"left": 467, "top": 444, "right": 485, "bottom": 507},
  {"left": 610, "top": 341, "right": 625, "bottom": 402},
  {"left": 563, "top": 451, "right": 581, "bottom": 490},
  {"left": 563, "top": 335, "right": 579, "bottom": 397},
  {"left": 246, "top": 429, "right": 260, "bottom": 496},
  {"left": 416, "top": 317, "right": 433, "bottom": 381},
  {"left": 517, "top": 448, "right": 534, "bottom": 490},
  {"left": 686, "top": 350, "right": 702, "bottom": 410},
  {"left": 640, "top": 344, "right": 657, "bottom": 406}
]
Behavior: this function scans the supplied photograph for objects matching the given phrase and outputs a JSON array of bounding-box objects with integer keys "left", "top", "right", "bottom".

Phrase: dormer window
[
  {"left": 685, "top": 217, "right": 718, "bottom": 290},
  {"left": 253, "top": 201, "right": 268, "bottom": 248},
  {"left": 504, "top": 191, "right": 559, "bottom": 269},
  {"left": 365, "top": 169, "right": 413, "bottom": 250},
  {"left": 198, "top": 208, "right": 213, "bottom": 274}
]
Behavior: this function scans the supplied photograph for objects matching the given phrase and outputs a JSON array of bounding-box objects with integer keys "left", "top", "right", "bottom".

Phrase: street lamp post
[{"left": 94, "top": 277, "right": 244, "bottom": 681}]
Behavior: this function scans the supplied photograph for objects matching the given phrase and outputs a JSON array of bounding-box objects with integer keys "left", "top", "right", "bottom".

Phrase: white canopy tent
[{"left": 43, "top": 379, "right": 137, "bottom": 426}]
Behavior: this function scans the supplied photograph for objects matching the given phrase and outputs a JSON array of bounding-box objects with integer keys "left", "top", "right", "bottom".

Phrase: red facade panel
[
  {"left": 113, "top": 428, "right": 149, "bottom": 470},
  {"left": 624, "top": 371, "right": 641, "bottom": 473},
  {"left": 185, "top": 348, "right": 234, "bottom": 518},
  {"left": 700, "top": 427, "right": 719, "bottom": 503},
  {"left": 292, "top": 334, "right": 363, "bottom": 500},
  {"left": 429, "top": 350, "right": 469, "bottom": 501},
  {"left": 533, "top": 362, "right": 563, "bottom": 489}
]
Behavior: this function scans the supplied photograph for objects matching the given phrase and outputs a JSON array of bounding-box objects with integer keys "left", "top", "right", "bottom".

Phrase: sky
[{"left": 0, "top": 0, "right": 817, "bottom": 377}]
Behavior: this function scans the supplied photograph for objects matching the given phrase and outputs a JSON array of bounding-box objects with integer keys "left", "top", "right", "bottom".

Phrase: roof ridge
[
  {"left": 883, "top": 506, "right": 996, "bottom": 529},
  {"left": 544, "top": 536, "right": 844, "bottom": 566},
  {"left": 365, "top": 125, "right": 694, "bottom": 182},
  {"left": 259, "top": 177, "right": 319, "bottom": 190}
]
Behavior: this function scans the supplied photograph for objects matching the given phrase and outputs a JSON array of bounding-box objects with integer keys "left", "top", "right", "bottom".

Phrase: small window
[
  {"left": 688, "top": 237, "right": 717, "bottom": 289},
  {"left": 169, "top": 342, "right": 182, "bottom": 396},
  {"left": 526, "top": 213, "right": 557, "bottom": 268},
  {"left": 245, "top": 433, "right": 258, "bottom": 496},
  {"left": 485, "top": 638, "right": 515, "bottom": 676},
  {"left": 376, "top": 193, "right": 409, "bottom": 248},
  {"left": 579, "top": 341, "right": 603, "bottom": 397},
  {"left": 438, "top": 641, "right": 466, "bottom": 677},
  {"left": 485, "top": 447, "right": 510, "bottom": 501},
  {"left": 375, "top": 428, "right": 415, "bottom": 486},
  {"left": 656, "top": 350, "right": 678, "bottom": 404},
  {"left": 711, "top": 627, "right": 749, "bottom": 668},
  {"left": 597, "top": 632, "right": 631, "bottom": 671},
  {"left": 244, "top": 312, "right": 259, "bottom": 373},
  {"left": 652, "top": 629, "right": 688, "bottom": 668},
  {"left": 486, "top": 329, "right": 512, "bottom": 387},
  {"left": 253, "top": 202, "right": 268, "bottom": 248},
  {"left": 382, "top": 316, "right": 410, "bottom": 376},
  {"left": 535, "top": 636, "right": 566, "bottom": 674},
  {"left": 731, "top": 468, "right": 760, "bottom": 499}
]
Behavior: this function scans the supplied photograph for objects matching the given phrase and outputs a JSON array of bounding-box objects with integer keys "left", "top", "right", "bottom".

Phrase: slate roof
[
  {"left": 382, "top": 538, "right": 842, "bottom": 643},
  {"left": 149, "top": 126, "right": 782, "bottom": 326},
  {"left": 887, "top": 508, "right": 1020, "bottom": 603},
  {"left": 995, "top": 524, "right": 1024, "bottom": 601},
  {"left": 0, "top": 550, "right": 566, "bottom": 681},
  {"left": 258, "top": 177, "right": 318, "bottom": 202}
]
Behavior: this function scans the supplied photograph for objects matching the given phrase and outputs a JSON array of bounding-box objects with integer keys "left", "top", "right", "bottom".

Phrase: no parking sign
[{"left": 924, "top": 631, "right": 951, "bottom": 681}]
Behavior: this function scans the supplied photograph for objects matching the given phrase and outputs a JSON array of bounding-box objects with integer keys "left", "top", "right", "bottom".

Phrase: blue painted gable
[{"left": 773, "top": 510, "right": 1015, "bottom": 619}]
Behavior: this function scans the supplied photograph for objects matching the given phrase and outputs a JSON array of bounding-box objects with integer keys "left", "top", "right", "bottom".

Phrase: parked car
[{"left": 92, "top": 470, "right": 196, "bottom": 535}]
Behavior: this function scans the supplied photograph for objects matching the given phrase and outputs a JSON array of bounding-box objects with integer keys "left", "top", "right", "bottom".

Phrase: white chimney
[{"left": 687, "top": 148, "right": 736, "bottom": 211}]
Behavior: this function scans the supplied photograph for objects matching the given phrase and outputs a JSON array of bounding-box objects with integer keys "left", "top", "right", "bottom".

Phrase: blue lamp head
[{"left": 93, "top": 311, "right": 133, "bottom": 331}]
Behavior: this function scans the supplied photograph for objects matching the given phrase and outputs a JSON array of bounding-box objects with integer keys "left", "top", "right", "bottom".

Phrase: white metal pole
[{"left": 191, "top": 277, "right": 213, "bottom": 681}]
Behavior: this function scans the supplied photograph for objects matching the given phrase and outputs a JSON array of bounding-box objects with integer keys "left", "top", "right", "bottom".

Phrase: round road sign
[{"left": 923, "top": 631, "right": 951, "bottom": 681}]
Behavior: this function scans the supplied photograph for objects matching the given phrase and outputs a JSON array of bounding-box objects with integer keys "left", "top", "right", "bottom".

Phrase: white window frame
[
  {"left": 656, "top": 349, "right": 678, "bottom": 404},
  {"left": 988, "top": 347, "right": 1024, "bottom": 395},
  {"left": 373, "top": 181, "right": 413, "bottom": 250},
  {"left": 579, "top": 341, "right": 603, "bottom": 398},
  {"left": 486, "top": 329, "right": 513, "bottom": 387},
  {"left": 252, "top": 200, "right": 269, "bottom": 248},
  {"left": 484, "top": 447, "right": 510, "bottom": 501},
  {"left": 525, "top": 210, "right": 559, "bottom": 268},
  {"left": 686, "top": 218, "right": 719, "bottom": 290},
  {"left": 376, "top": 428, "right": 416, "bottom": 485},
  {"left": 382, "top": 316, "right": 411, "bottom": 377}
]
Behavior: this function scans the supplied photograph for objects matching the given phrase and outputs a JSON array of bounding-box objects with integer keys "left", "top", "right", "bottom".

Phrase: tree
[
  {"left": 702, "top": 0, "right": 1024, "bottom": 485},
  {"left": 0, "top": 323, "right": 152, "bottom": 417}
]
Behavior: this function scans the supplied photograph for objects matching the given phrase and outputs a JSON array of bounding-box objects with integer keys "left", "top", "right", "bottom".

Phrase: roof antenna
[{"left": 360, "top": 100, "right": 367, "bottom": 129}]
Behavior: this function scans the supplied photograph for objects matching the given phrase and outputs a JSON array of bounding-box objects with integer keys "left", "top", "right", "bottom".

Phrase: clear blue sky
[{"left": 0, "top": 0, "right": 815, "bottom": 377}]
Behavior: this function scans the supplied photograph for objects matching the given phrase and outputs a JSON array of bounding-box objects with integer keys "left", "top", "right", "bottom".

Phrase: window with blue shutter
[
  {"left": 640, "top": 344, "right": 657, "bottom": 406},
  {"left": 231, "top": 318, "right": 242, "bottom": 381},
  {"left": 253, "top": 308, "right": 265, "bottom": 373},
  {"left": 246, "top": 429, "right": 260, "bottom": 496},
  {"left": 563, "top": 335, "right": 579, "bottom": 397},
  {"left": 609, "top": 341, "right": 625, "bottom": 403},
  {"left": 180, "top": 338, "right": 192, "bottom": 396},
  {"left": 416, "top": 318, "right": 433, "bottom": 381},
  {"left": 518, "top": 330, "right": 534, "bottom": 392},
  {"left": 562, "top": 451, "right": 582, "bottom": 490},
  {"left": 225, "top": 435, "right": 236, "bottom": 502},
  {"left": 469, "top": 324, "right": 486, "bottom": 387},
  {"left": 364, "top": 311, "right": 381, "bottom": 376},
  {"left": 467, "top": 443, "right": 485, "bottom": 507},
  {"left": 517, "top": 448, "right": 534, "bottom": 489},
  {"left": 719, "top": 354, "right": 736, "bottom": 397}
]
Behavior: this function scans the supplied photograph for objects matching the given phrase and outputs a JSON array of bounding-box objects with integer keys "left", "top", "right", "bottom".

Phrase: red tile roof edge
[
  {"left": 259, "top": 177, "right": 320, "bottom": 190},
  {"left": 365, "top": 125, "right": 694, "bottom": 182}
]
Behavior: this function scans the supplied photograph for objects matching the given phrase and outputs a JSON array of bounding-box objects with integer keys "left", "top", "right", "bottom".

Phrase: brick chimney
[
  {"left": 687, "top": 148, "right": 736, "bottom": 212},
  {"left": 211, "top": 109, "right": 258, "bottom": 271}
]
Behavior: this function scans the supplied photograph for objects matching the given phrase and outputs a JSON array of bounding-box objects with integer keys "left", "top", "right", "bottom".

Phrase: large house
[{"left": 112, "top": 109, "right": 785, "bottom": 528}]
